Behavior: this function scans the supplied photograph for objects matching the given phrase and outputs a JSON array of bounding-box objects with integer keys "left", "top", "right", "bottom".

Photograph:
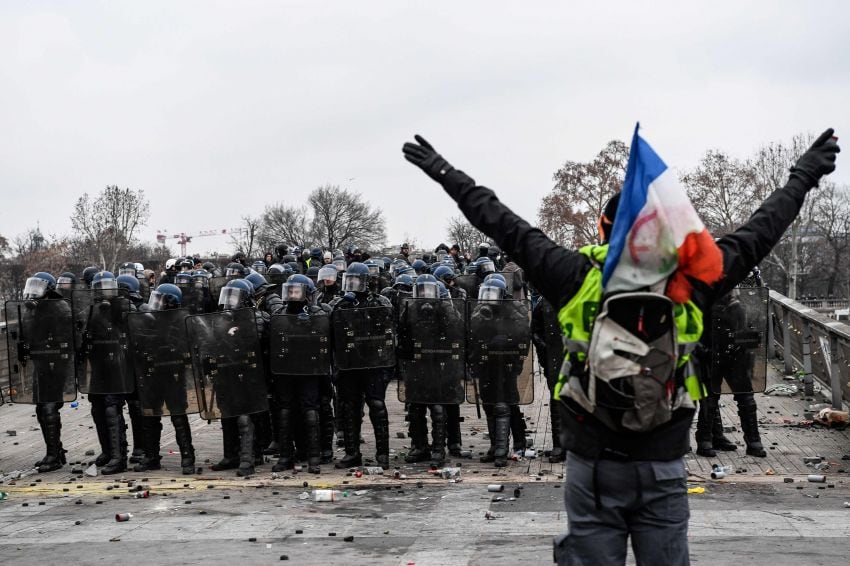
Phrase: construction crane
[{"left": 156, "top": 227, "right": 246, "bottom": 256}]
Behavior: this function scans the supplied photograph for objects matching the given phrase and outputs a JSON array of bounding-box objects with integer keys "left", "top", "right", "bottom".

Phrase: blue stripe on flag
[{"left": 602, "top": 123, "right": 669, "bottom": 288}]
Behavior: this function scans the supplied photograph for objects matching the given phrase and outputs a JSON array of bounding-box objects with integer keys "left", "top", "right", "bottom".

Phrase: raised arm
[{"left": 402, "top": 135, "right": 588, "bottom": 308}]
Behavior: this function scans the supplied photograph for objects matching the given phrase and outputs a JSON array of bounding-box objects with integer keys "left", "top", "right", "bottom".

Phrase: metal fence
[{"left": 769, "top": 290, "right": 850, "bottom": 409}]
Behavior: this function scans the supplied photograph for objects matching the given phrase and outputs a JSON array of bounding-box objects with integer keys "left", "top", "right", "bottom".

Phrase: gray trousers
[{"left": 554, "top": 452, "right": 690, "bottom": 565}]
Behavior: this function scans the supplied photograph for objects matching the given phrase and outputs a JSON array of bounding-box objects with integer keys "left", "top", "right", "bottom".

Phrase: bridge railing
[{"left": 769, "top": 290, "right": 850, "bottom": 409}]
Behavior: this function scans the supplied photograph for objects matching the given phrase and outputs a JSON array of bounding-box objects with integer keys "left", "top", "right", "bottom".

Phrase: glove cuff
[{"left": 788, "top": 166, "right": 819, "bottom": 189}]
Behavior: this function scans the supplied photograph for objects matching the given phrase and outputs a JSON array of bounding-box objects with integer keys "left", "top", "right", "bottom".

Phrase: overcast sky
[{"left": 1, "top": 1, "right": 848, "bottom": 257}]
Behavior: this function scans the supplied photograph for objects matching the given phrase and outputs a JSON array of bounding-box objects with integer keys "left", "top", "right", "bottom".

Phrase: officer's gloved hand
[
  {"left": 790, "top": 128, "right": 840, "bottom": 188},
  {"left": 24, "top": 300, "right": 37, "bottom": 309},
  {"left": 402, "top": 135, "right": 455, "bottom": 183}
]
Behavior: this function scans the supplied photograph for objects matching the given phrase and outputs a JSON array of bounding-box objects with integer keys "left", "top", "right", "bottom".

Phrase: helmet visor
[
  {"left": 192, "top": 277, "right": 208, "bottom": 289},
  {"left": 333, "top": 259, "right": 347, "bottom": 271},
  {"left": 282, "top": 282, "right": 307, "bottom": 302},
  {"left": 318, "top": 266, "right": 338, "bottom": 284},
  {"left": 56, "top": 276, "right": 75, "bottom": 289},
  {"left": 218, "top": 287, "right": 245, "bottom": 310},
  {"left": 367, "top": 264, "right": 380, "bottom": 277},
  {"left": 118, "top": 267, "right": 136, "bottom": 277},
  {"left": 413, "top": 281, "right": 438, "bottom": 299},
  {"left": 147, "top": 290, "right": 172, "bottom": 311},
  {"left": 253, "top": 264, "right": 267, "bottom": 274},
  {"left": 478, "top": 286, "right": 504, "bottom": 301},
  {"left": 22, "top": 277, "right": 49, "bottom": 300},
  {"left": 341, "top": 273, "right": 367, "bottom": 293},
  {"left": 92, "top": 278, "right": 118, "bottom": 298},
  {"left": 479, "top": 260, "right": 496, "bottom": 274},
  {"left": 225, "top": 267, "right": 243, "bottom": 278}
]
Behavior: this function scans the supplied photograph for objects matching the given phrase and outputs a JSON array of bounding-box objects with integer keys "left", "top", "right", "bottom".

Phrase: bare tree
[
  {"left": 230, "top": 216, "right": 261, "bottom": 259},
  {"left": 308, "top": 184, "right": 386, "bottom": 251},
  {"left": 70, "top": 186, "right": 151, "bottom": 272},
  {"left": 0, "top": 228, "right": 70, "bottom": 300},
  {"left": 806, "top": 182, "right": 850, "bottom": 297},
  {"left": 445, "top": 215, "right": 488, "bottom": 259},
  {"left": 257, "top": 203, "right": 312, "bottom": 252},
  {"left": 682, "top": 150, "right": 758, "bottom": 235},
  {"left": 538, "top": 140, "right": 628, "bottom": 247}
]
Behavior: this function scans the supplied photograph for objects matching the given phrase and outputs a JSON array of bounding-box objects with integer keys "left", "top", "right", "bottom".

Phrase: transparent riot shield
[
  {"left": 396, "top": 298, "right": 466, "bottom": 404},
  {"left": 127, "top": 309, "right": 199, "bottom": 417},
  {"left": 499, "top": 270, "right": 526, "bottom": 300},
  {"left": 185, "top": 308, "right": 269, "bottom": 419},
  {"left": 466, "top": 299, "right": 534, "bottom": 405},
  {"left": 268, "top": 313, "right": 332, "bottom": 376},
  {"left": 73, "top": 291, "right": 134, "bottom": 394},
  {"left": 332, "top": 305, "right": 396, "bottom": 370},
  {"left": 454, "top": 274, "right": 479, "bottom": 299},
  {"left": 180, "top": 286, "right": 209, "bottom": 315},
  {"left": 4, "top": 299, "right": 77, "bottom": 404},
  {"left": 710, "top": 286, "right": 768, "bottom": 395}
]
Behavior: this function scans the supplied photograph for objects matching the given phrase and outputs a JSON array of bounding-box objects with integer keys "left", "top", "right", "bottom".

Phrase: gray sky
[{"left": 1, "top": 1, "right": 848, "bottom": 257}]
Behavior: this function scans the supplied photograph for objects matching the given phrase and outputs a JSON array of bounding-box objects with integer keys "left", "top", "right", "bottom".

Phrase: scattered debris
[
  {"left": 687, "top": 487, "right": 706, "bottom": 494},
  {"left": 487, "top": 484, "right": 504, "bottom": 493},
  {"left": 84, "top": 464, "right": 98, "bottom": 477},
  {"left": 807, "top": 475, "right": 826, "bottom": 483},
  {"left": 115, "top": 513, "right": 132, "bottom": 522}
]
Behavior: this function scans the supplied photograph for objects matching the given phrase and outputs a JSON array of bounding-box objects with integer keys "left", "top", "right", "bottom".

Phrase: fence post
[
  {"left": 828, "top": 333, "right": 844, "bottom": 409},
  {"left": 782, "top": 309, "right": 794, "bottom": 374}
]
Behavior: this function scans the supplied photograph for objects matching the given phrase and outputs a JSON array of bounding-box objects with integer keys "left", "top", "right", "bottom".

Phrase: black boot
[
  {"left": 172, "top": 414, "right": 196, "bottom": 475},
  {"left": 510, "top": 406, "right": 527, "bottom": 454},
  {"left": 368, "top": 399, "right": 390, "bottom": 469},
  {"left": 405, "top": 404, "right": 431, "bottom": 463},
  {"left": 252, "top": 413, "right": 265, "bottom": 466},
  {"left": 134, "top": 417, "right": 162, "bottom": 472},
  {"left": 211, "top": 417, "right": 239, "bottom": 471},
  {"left": 492, "top": 404, "right": 511, "bottom": 468},
  {"left": 236, "top": 415, "right": 255, "bottom": 476},
  {"left": 100, "top": 404, "right": 127, "bottom": 475},
  {"left": 479, "top": 411, "right": 496, "bottom": 463},
  {"left": 548, "top": 397, "right": 565, "bottom": 463},
  {"left": 319, "top": 394, "right": 336, "bottom": 464},
  {"left": 737, "top": 394, "right": 767, "bottom": 457},
  {"left": 34, "top": 404, "right": 48, "bottom": 468},
  {"left": 272, "top": 408, "right": 294, "bottom": 472},
  {"left": 694, "top": 399, "right": 716, "bottom": 457},
  {"left": 711, "top": 396, "right": 738, "bottom": 452},
  {"left": 265, "top": 400, "right": 281, "bottom": 456},
  {"left": 91, "top": 397, "right": 111, "bottom": 467},
  {"left": 429, "top": 405, "right": 447, "bottom": 466},
  {"left": 304, "top": 409, "right": 322, "bottom": 474},
  {"left": 37, "top": 404, "right": 64, "bottom": 473},
  {"left": 127, "top": 399, "right": 146, "bottom": 464},
  {"left": 445, "top": 403, "right": 463, "bottom": 457},
  {"left": 335, "top": 398, "right": 362, "bottom": 469}
]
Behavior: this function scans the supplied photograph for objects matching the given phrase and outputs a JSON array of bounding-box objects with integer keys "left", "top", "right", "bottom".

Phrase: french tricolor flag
[{"left": 602, "top": 124, "right": 723, "bottom": 302}]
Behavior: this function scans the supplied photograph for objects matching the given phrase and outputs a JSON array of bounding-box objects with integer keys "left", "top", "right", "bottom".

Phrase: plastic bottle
[
  {"left": 311, "top": 489, "right": 344, "bottom": 502},
  {"left": 363, "top": 467, "right": 384, "bottom": 475}
]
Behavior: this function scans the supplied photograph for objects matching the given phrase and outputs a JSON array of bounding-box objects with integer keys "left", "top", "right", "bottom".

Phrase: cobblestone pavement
[{"left": 1, "top": 362, "right": 849, "bottom": 564}]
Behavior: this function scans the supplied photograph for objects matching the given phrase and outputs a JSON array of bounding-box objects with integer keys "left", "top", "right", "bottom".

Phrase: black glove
[
  {"left": 790, "top": 128, "right": 840, "bottom": 187},
  {"left": 402, "top": 135, "right": 455, "bottom": 183}
]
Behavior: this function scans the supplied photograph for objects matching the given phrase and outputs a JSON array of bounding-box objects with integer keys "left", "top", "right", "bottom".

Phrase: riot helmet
[
  {"left": 433, "top": 265, "right": 456, "bottom": 287},
  {"left": 148, "top": 283, "right": 183, "bottom": 311},
  {"left": 245, "top": 272, "right": 268, "bottom": 295},
  {"left": 134, "top": 262, "right": 145, "bottom": 274},
  {"left": 478, "top": 278, "right": 507, "bottom": 301},
  {"left": 282, "top": 273, "right": 316, "bottom": 304},
  {"left": 411, "top": 259, "right": 428, "bottom": 275},
  {"left": 267, "top": 263, "right": 288, "bottom": 285},
  {"left": 477, "top": 258, "right": 496, "bottom": 276},
  {"left": 318, "top": 265, "right": 339, "bottom": 289},
  {"left": 282, "top": 254, "right": 297, "bottom": 264},
  {"left": 483, "top": 273, "right": 506, "bottom": 286},
  {"left": 91, "top": 271, "right": 119, "bottom": 298},
  {"left": 225, "top": 262, "right": 247, "bottom": 279},
  {"left": 413, "top": 274, "right": 439, "bottom": 299},
  {"left": 174, "top": 272, "right": 193, "bottom": 287},
  {"left": 202, "top": 261, "right": 217, "bottom": 272},
  {"left": 436, "top": 281, "right": 449, "bottom": 299},
  {"left": 118, "top": 262, "right": 138, "bottom": 277},
  {"left": 23, "top": 272, "right": 56, "bottom": 299},
  {"left": 191, "top": 269, "right": 210, "bottom": 288},
  {"left": 177, "top": 258, "right": 194, "bottom": 272},
  {"left": 57, "top": 272, "right": 77, "bottom": 290},
  {"left": 82, "top": 266, "right": 100, "bottom": 286},
  {"left": 393, "top": 274, "right": 414, "bottom": 293},
  {"left": 364, "top": 259, "right": 381, "bottom": 278},
  {"left": 117, "top": 274, "right": 141, "bottom": 296},
  {"left": 218, "top": 279, "right": 252, "bottom": 310},
  {"left": 252, "top": 260, "right": 268, "bottom": 274},
  {"left": 333, "top": 256, "right": 347, "bottom": 272},
  {"left": 342, "top": 262, "right": 370, "bottom": 294}
]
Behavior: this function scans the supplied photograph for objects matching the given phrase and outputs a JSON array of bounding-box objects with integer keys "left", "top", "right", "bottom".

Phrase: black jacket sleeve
[
  {"left": 704, "top": 175, "right": 814, "bottom": 303},
  {"left": 438, "top": 168, "right": 590, "bottom": 310}
]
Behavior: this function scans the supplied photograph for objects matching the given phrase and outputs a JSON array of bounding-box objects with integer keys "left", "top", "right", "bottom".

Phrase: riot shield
[
  {"left": 499, "top": 270, "right": 526, "bottom": 300},
  {"left": 180, "top": 286, "right": 209, "bottom": 315},
  {"left": 185, "top": 308, "right": 268, "bottom": 419},
  {"left": 74, "top": 291, "right": 135, "bottom": 394},
  {"left": 127, "top": 309, "right": 199, "bottom": 416},
  {"left": 535, "top": 297, "right": 564, "bottom": 381},
  {"left": 454, "top": 274, "right": 479, "bottom": 299},
  {"left": 465, "top": 299, "right": 534, "bottom": 405},
  {"left": 396, "top": 298, "right": 466, "bottom": 404},
  {"left": 4, "top": 299, "right": 76, "bottom": 404},
  {"left": 710, "top": 286, "right": 768, "bottom": 395},
  {"left": 332, "top": 305, "right": 396, "bottom": 370},
  {"left": 208, "top": 277, "right": 228, "bottom": 304},
  {"left": 269, "top": 313, "right": 332, "bottom": 376}
]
